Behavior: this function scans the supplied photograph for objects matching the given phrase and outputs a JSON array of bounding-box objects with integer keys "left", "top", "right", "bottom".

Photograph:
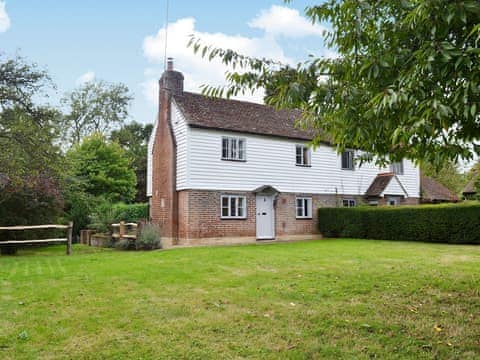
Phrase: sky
[{"left": 0, "top": 0, "right": 332, "bottom": 126}]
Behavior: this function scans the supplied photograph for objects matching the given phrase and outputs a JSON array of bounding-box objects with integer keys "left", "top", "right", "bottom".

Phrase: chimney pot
[{"left": 167, "top": 57, "right": 174, "bottom": 71}]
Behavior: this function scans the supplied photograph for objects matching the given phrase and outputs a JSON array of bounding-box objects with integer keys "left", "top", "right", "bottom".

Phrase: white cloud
[
  {"left": 248, "top": 5, "right": 326, "bottom": 38},
  {"left": 0, "top": 1, "right": 11, "bottom": 33},
  {"left": 76, "top": 70, "right": 95, "bottom": 85},
  {"left": 142, "top": 6, "right": 328, "bottom": 105},
  {"left": 142, "top": 17, "right": 290, "bottom": 104}
]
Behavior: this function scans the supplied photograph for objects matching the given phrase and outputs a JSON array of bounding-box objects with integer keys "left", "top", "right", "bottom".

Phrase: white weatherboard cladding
[
  {"left": 382, "top": 177, "right": 408, "bottom": 197},
  {"left": 171, "top": 101, "right": 189, "bottom": 189},
  {"left": 146, "top": 119, "right": 158, "bottom": 197},
  {"left": 186, "top": 128, "right": 421, "bottom": 197}
]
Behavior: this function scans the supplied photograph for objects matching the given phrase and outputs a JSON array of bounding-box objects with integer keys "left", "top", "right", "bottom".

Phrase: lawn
[{"left": 1, "top": 240, "right": 479, "bottom": 359}]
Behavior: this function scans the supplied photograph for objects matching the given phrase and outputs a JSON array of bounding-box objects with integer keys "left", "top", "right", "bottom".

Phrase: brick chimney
[
  {"left": 159, "top": 58, "right": 184, "bottom": 97},
  {"left": 150, "top": 58, "right": 183, "bottom": 246}
]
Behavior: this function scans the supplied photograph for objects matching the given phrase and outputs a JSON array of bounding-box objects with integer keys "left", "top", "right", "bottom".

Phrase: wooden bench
[{"left": 0, "top": 222, "right": 73, "bottom": 255}]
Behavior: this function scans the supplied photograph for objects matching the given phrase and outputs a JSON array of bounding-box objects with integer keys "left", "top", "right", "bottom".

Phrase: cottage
[{"left": 147, "top": 60, "right": 424, "bottom": 247}]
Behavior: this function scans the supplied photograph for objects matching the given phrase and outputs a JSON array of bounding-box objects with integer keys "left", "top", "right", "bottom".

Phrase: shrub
[
  {"left": 114, "top": 238, "right": 134, "bottom": 251},
  {"left": 136, "top": 223, "right": 161, "bottom": 250},
  {"left": 318, "top": 202, "right": 480, "bottom": 244},
  {"left": 112, "top": 203, "right": 148, "bottom": 223}
]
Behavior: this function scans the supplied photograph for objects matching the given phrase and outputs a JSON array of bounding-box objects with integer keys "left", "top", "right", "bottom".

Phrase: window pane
[
  {"left": 304, "top": 199, "right": 310, "bottom": 217},
  {"left": 222, "top": 138, "right": 228, "bottom": 159},
  {"left": 230, "top": 197, "right": 236, "bottom": 217},
  {"left": 343, "top": 199, "right": 349, "bottom": 207},
  {"left": 238, "top": 139, "right": 245, "bottom": 160},
  {"left": 303, "top": 148, "right": 310, "bottom": 165}
]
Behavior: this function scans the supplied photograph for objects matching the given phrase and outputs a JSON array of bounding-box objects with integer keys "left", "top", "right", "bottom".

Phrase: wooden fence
[
  {"left": 0, "top": 222, "right": 73, "bottom": 255},
  {"left": 112, "top": 221, "right": 139, "bottom": 241}
]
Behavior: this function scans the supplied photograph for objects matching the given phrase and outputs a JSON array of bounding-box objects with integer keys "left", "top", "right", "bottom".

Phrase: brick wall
[
  {"left": 150, "top": 67, "right": 184, "bottom": 242},
  {"left": 175, "top": 190, "right": 366, "bottom": 244}
]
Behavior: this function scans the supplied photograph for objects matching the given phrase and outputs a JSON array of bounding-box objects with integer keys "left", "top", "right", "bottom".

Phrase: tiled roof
[
  {"left": 365, "top": 173, "right": 395, "bottom": 197},
  {"left": 421, "top": 175, "right": 459, "bottom": 202},
  {"left": 462, "top": 174, "right": 477, "bottom": 195},
  {"left": 173, "top": 92, "right": 322, "bottom": 141}
]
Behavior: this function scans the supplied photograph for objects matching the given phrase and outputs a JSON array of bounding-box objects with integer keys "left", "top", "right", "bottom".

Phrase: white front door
[{"left": 256, "top": 194, "right": 275, "bottom": 240}]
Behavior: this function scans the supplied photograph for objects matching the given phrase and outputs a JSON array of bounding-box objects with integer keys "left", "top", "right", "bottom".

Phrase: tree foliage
[
  {"left": 110, "top": 122, "right": 153, "bottom": 202},
  {"left": 62, "top": 81, "right": 133, "bottom": 145},
  {"left": 67, "top": 133, "right": 137, "bottom": 203},
  {"left": 0, "top": 55, "right": 62, "bottom": 186},
  {"left": 190, "top": 0, "right": 480, "bottom": 167}
]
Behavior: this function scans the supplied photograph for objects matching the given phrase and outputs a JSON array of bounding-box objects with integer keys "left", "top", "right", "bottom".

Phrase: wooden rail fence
[{"left": 0, "top": 222, "right": 73, "bottom": 255}]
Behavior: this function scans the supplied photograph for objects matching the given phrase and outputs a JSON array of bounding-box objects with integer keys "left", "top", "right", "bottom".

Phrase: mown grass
[{"left": 1, "top": 240, "right": 479, "bottom": 359}]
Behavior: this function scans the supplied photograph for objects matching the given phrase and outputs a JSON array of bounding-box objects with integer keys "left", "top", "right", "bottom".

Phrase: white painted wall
[
  {"left": 382, "top": 176, "right": 409, "bottom": 197},
  {"left": 185, "top": 128, "right": 420, "bottom": 197},
  {"left": 146, "top": 119, "right": 158, "bottom": 197},
  {"left": 171, "top": 101, "right": 189, "bottom": 189}
]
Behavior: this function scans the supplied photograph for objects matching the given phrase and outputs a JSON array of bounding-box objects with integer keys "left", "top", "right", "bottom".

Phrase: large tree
[
  {"left": 62, "top": 81, "right": 133, "bottom": 145},
  {"left": 67, "top": 132, "right": 136, "bottom": 203},
  {"left": 110, "top": 122, "right": 153, "bottom": 202},
  {"left": 190, "top": 0, "right": 480, "bottom": 167},
  {"left": 0, "top": 55, "right": 64, "bottom": 224}
]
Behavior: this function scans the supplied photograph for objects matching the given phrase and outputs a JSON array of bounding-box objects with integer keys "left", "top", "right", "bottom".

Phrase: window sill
[
  {"left": 221, "top": 158, "right": 247, "bottom": 162},
  {"left": 296, "top": 217, "right": 313, "bottom": 220},
  {"left": 341, "top": 168, "right": 354, "bottom": 171},
  {"left": 295, "top": 164, "right": 312, "bottom": 167},
  {"left": 220, "top": 217, "right": 247, "bottom": 220}
]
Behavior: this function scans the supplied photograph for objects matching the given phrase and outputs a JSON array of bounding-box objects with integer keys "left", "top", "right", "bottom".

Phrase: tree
[
  {"left": 0, "top": 55, "right": 64, "bottom": 226},
  {"left": 190, "top": 0, "right": 480, "bottom": 167},
  {"left": 67, "top": 132, "right": 136, "bottom": 202},
  {"left": 62, "top": 81, "right": 133, "bottom": 145},
  {"left": 110, "top": 122, "right": 153, "bottom": 202},
  {"left": 0, "top": 55, "right": 63, "bottom": 187}
]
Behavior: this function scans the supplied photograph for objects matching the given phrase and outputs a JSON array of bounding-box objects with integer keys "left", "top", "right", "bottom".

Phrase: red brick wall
[
  {"left": 150, "top": 86, "right": 177, "bottom": 241},
  {"left": 176, "top": 190, "right": 345, "bottom": 243},
  {"left": 179, "top": 190, "right": 256, "bottom": 240}
]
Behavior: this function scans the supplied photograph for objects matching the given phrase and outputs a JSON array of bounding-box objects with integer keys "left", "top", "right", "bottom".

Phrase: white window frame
[
  {"left": 220, "top": 195, "right": 247, "bottom": 219},
  {"left": 341, "top": 150, "right": 355, "bottom": 170},
  {"left": 295, "top": 145, "right": 311, "bottom": 166},
  {"left": 221, "top": 136, "right": 246, "bottom": 161},
  {"left": 296, "top": 197, "right": 313, "bottom": 219},
  {"left": 342, "top": 199, "right": 356, "bottom": 208},
  {"left": 390, "top": 160, "right": 404, "bottom": 175}
]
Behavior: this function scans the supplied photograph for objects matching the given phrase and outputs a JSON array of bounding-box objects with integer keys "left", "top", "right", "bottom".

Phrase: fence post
[
  {"left": 67, "top": 221, "right": 73, "bottom": 255},
  {"left": 119, "top": 221, "right": 125, "bottom": 240}
]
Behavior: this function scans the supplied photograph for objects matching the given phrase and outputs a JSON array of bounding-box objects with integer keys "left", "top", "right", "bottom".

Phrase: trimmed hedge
[
  {"left": 318, "top": 202, "right": 480, "bottom": 244},
  {"left": 112, "top": 203, "right": 148, "bottom": 223}
]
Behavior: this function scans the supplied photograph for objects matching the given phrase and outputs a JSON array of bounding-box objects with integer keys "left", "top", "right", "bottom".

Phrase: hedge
[
  {"left": 112, "top": 203, "right": 148, "bottom": 223},
  {"left": 318, "top": 202, "right": 480, "bottom": 244}
]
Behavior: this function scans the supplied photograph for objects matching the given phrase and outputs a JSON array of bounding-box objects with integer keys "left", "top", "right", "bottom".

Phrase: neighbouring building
[
  {"left": 420, "top": 175, "right": 459, "bottom": 203},
  {"left": 147, "top": 60, "right": 456, "bottom": 247}
]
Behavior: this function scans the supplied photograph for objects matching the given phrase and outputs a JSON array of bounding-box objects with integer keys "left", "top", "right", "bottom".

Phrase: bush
[
  {"left": 112, "top": 203, "right": 148, "bottom": 223},
  {"left": 114, "top": 238, "right": 134, "bottom": 251},
  {"left": 318, "top": 202, "right": 480, "bottom": 244},
  {"left": 136, "top": 223, "right": 161, "bottom": 250}
]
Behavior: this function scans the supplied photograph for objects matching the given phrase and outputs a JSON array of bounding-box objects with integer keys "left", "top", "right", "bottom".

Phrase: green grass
[{"left": 1, "top": 240, "right": 479, "bottom": 359}]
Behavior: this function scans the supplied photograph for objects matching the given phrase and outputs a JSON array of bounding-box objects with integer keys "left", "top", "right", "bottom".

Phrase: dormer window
[
  {"left": 390, "top": 161, "right": 404, "bottom": 175},
  {"left": 341, "top": 150, "right": 355, "bottom": 170},
  {"left": 296, "top": 145, "right": 311, "bottom": 166},
  {"left": 222, "top": 137, "right": 246, "bottom": 161}
]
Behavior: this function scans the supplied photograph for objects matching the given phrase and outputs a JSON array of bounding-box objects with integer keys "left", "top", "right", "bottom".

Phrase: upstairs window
[
  {"left": 296, "top": 145, "right": 311, "bottom": 166},
  {"left": 343, "top": 199, "right": 356, "bottom": 207},
  {"left": 222, "top": 137, "right": 246, "bottom": 161},
  {"left": 390, "top": 161, "right": 404, "bottom": 175},
  {"left": 296, "top": 197, "right": 312, "bottom": 219},
  {"left": 341, "top": 150, "right": 355, "bottom": 170},
  {"left": 221, "top": 195, "right": 246, "bottom": 219}
]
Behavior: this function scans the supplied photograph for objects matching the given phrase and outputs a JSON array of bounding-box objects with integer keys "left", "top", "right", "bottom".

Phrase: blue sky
[{"left": 1, "top": 1, "right": 331, "bottom": 125}]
